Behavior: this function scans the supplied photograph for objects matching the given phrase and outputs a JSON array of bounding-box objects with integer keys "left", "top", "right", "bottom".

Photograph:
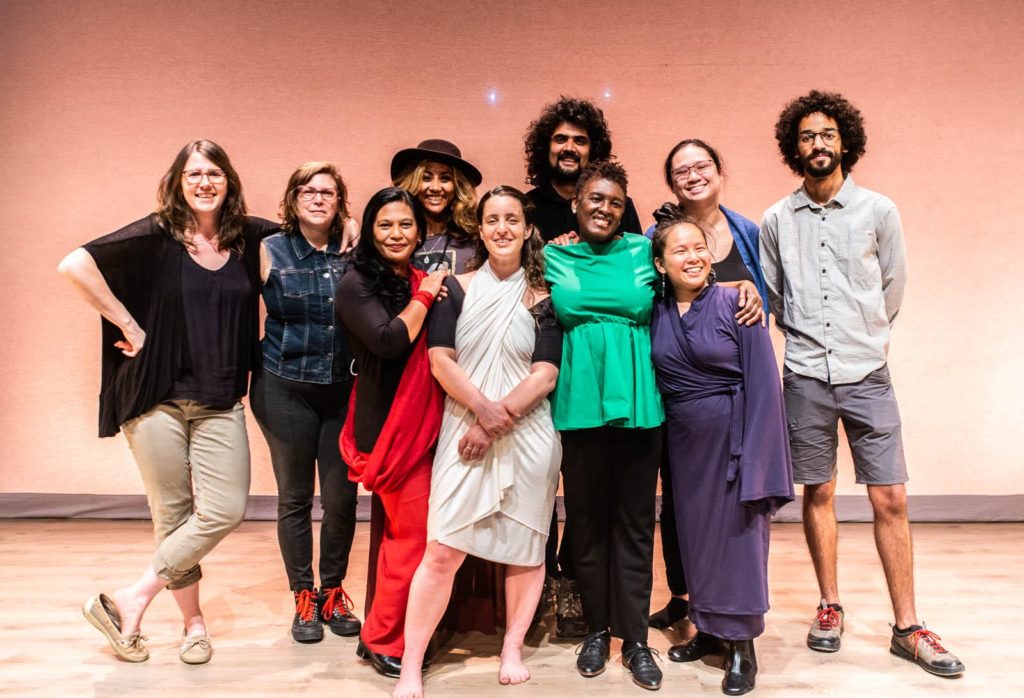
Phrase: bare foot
[
  {"left": 498, "top": 646, "right": 531, "bottom": 685},
  {"left": 111, "top": 588, "right": 146, "bottom": 636},
  {"left": 393, "top": 668, "right": 424, "bottom": 698}
]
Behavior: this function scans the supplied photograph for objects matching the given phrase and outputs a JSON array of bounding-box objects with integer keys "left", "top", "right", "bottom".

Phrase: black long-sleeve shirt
[{"left": 336, "top": 270, "right": 414, "bottom": 453}]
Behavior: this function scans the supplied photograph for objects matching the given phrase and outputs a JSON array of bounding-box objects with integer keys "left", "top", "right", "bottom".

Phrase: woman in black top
[
  {"left": 336, "top": 188, "right": 447, "bottom": 678},
  {"left": 59, "top": 140, "right": 277, "bottom": 665}
]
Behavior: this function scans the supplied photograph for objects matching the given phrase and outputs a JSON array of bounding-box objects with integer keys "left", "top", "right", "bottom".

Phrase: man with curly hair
[
  {"left": 759, "top": 90, "right": 964, "bottom": 677},
  {"left": 523, "top": 96, "right": 642, "bottom": 243}
]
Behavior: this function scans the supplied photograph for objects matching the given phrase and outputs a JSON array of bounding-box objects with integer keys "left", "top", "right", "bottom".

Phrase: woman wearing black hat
[{"left": 391, "top": 139, "right": 482, "bottom": 275}]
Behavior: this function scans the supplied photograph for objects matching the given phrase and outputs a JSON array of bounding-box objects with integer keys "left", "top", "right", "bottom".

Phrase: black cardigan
[{"left": 83, "top": 214, "right": 278, "bottom": 436}]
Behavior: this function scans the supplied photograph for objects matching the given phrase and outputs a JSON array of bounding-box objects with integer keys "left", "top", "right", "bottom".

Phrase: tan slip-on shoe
[
  {"left": 180, "top": 630, "right": 212, "bottom": 665},
  {"left": 82, "top": 593, "right": 149, "bottom": 662}
]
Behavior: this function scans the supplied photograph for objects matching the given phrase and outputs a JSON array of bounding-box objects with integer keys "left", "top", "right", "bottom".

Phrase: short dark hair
[
  {"left": 575, "top": 159, "right": 628, "bottom": 201},
  {"left": 662, "top": 138, "right": 724, "bottom": 188},
  {"left": 524, "top": 96, "right": 613, "bottom": 186},
  {"left": 774, "top": 90, "right": 867, "bottom": 176},
  {"left": 279, "top": 161, "right": 350, "bottom": 239},
  {"left": 351, "top": 187, "right": 426, "bottom": 314}
]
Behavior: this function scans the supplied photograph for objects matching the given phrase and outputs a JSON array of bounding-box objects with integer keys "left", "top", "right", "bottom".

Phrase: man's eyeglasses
[
  {"left": 295, "top": 186, "right": 339, "bottom": 202},
  {"left": 798, "top": 129, "right": 840, "bottom": 146},
  {"left": 182, "top": 169, "right": 227, "bottom": 184}
]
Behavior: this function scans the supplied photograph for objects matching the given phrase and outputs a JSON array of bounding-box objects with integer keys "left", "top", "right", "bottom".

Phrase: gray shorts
[{"left": 783, "top": 365, "right": 908, "bottom": 486}]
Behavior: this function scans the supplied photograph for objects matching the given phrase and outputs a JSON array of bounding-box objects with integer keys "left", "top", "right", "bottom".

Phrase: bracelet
[{"left": 411, "top": 290, "right": 435, "bottom": 309}]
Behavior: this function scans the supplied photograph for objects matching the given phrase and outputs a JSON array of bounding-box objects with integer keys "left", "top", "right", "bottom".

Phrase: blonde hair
[
  {"left": 394, "top": 159, "right": 478, "bottom": 243},
  {"left": 279, "top": 161, "right": 350, "bottom": 238}
]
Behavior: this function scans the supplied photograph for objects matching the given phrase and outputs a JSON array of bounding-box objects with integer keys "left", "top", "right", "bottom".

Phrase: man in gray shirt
[{"left": 760, "top": 90, "right": 964, "bottom": 677}]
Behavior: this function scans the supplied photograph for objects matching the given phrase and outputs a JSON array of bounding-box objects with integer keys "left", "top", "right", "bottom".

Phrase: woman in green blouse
[{"left": 543, "top": 159, "right": 664, "bottom": 691}]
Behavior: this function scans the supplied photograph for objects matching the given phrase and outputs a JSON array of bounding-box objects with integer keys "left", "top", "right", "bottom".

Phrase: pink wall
[{"left": 2, "top": 0, "right": 1021, "bottom": 497}]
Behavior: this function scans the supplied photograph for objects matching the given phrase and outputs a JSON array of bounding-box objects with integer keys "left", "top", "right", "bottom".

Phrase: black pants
[
  {"left": 561, "top": 426, "right": 662, "bottom": 643},
  {"left": 544, "top": 465, "right": 575, "bottom": 579},
  {"left": 658, "top": 441, "right": 688, "bottom": 596},
  {"left": 251, "top": 369, "right": 358, "bottom": 591}
]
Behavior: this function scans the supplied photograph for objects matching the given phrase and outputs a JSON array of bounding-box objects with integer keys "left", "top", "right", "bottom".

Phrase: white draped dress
[{"left": 427, "top": 263, "right": 562, "bottom": 566}]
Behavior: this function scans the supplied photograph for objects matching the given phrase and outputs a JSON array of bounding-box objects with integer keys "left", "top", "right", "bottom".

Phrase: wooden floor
[{"left": 1, "top": 520, "right": 1017, "bottom": 697}]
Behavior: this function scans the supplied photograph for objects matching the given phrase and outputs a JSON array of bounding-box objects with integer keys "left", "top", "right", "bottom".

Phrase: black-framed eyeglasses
[
  {"left": 671, "top": 160, "right": 715, "bottom": 181},
  {"left": 182, "top": 169, "right": 226, "bottom": 184},
  {"left": 295, "top": 186, "right": 339, "bottom": 202},
  {"left": 798, "top": 129, "right": 840, "bottom": 145}
]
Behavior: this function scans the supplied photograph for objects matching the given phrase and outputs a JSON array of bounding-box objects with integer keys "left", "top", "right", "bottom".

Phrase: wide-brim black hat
[{"left": 390, "top": 139, "right": 483, "bottom": 187}]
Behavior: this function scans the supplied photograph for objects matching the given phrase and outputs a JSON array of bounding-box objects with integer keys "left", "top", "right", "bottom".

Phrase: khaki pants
[{"left": 122, "top": 400, "right": 250, "bottom": 589}]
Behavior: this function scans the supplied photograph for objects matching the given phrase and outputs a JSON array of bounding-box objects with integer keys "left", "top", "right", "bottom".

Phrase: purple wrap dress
[{"left": 650, "top": 284, "right": 795, "bottom": 640}]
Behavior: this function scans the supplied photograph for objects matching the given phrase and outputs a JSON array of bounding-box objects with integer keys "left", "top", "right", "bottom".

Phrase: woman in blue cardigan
[{"left": 645, "top": 138, "right": 770, "bottom": 633}]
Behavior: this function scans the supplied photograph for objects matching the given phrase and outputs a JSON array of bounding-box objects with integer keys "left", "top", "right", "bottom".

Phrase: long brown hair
[
  {"left": 394, "top": 159, "right": 478, "bottom": 243},
  {"left": 279, "top": 161, "right": 351, "bottom": 239},
  {"left": 468, "top": 186, "right": 546, "bottom": 292},
  {"left": 156, "top": 139, "right": 248, "bottom": 252}
]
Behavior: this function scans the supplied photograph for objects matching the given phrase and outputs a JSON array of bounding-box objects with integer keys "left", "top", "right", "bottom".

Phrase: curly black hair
[
  {"left": 523, "top": 96, "right": 613, "bottom": 186},
  {"left": 351, "top": 187, "right": 427, "bottom": 315},
  {"left": 575, "top": 158, "right": 628, "bottom": 200},
  {"left": 774, "top": 90, "right": 867, "bottom": 176}
]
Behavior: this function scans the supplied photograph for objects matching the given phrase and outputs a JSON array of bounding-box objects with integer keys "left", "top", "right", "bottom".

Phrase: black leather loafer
[
  {"left": 576, "top": 629, "right": 611, "bottom": 677},
  {"left": 668, "top": 632, "right": 724, "bottom": 662},
  {"left": 621, "top": 641, "right": 663, "bottom": 690}
]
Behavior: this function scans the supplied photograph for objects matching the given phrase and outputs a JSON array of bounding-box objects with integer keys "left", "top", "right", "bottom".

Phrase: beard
[
  {"left": 551, "top": 154, "right": 582, "bottom": 183},
  {"left": 802, "top": 149, "right": 841, "bottom": 178}
]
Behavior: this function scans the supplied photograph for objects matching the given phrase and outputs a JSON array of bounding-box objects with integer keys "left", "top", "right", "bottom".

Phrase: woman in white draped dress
[{"left": 394, "top": 186, "right": 563, "bottom": 698}]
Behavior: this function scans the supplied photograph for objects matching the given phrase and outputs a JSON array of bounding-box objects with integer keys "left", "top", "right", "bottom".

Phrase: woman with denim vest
[
  {"left": 250, "top": 162, "right": 362, "bottom": 643},
  {"left": 61, "top": 139, "right": 278, "bottom": 665}
]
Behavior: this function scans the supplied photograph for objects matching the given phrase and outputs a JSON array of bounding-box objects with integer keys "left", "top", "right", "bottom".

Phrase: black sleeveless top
[
  {"left": 170, "top": 252, "right": 254, "bottom": 408},
  {"left": 713, "top": 240, "right": 755, "bottom": 284}
]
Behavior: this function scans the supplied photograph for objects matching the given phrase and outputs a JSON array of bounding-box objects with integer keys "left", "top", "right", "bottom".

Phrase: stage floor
[{"left": 1, "top": 520, "right": 1015, "bottom": 696}]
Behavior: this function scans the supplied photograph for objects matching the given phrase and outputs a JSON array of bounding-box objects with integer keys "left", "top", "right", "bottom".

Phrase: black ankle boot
[{"left": 721, "top": 639, "right": 757, "bottom": 695}]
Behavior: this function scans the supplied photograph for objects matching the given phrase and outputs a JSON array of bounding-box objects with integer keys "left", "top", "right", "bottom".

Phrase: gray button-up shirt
[{"left": 759, "top": 175, "right": 906, "bottom": 385}]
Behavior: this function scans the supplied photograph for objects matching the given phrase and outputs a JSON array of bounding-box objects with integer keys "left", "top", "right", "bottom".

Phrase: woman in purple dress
[{"left": 649, "top": 211, "right": 795, "bottom": 696}]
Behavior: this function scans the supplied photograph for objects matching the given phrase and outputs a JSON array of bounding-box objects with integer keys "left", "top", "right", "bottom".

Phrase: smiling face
[
  {"left": 654, "top": 222, "right": 714, "bottom": 297},
  {"left": 181, "top": 150, "right": 228, "bottom": 218},
  {"left": 295, "top": 172, "right": 339, "bottom": 232},
  {"left": 573, "top": 177, "right": 625, "bottom": 243},
  {"left": 797, "top": 112, "right": 844, "bottom": 178},
  {"left": 372, "top": 201, "right": 420, "bottom": 270},
  {"left": 669, "top": 143, "right": 722, "bottom": 208},
  {"left": 547, "top": 121, "right": 591, "bottom": 182},
  {"left": 417, "top": 161, "right": 455, "bottom": 218},
  {"left": 479, "top": 194, "right": 528, "bottom": 265}
]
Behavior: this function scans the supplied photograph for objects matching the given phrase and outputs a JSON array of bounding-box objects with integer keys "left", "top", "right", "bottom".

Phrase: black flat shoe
[
  {"left": 621, "top": 641, "right": 663, "bottom": 691},
  {"left": 356, "top": 640, "right": 401, "bottom": 679},
  {"left": 721, "top": 639, "right": 757, "bottom": 695},
  {"left": 668, "top": 632, "right": 724, "bottom": 662},
  {"left": 576, "top": 629, "right": 611, "bottom": 677},
  {"left": 648, "top": 597, "right": 689, "bottom": 629}
]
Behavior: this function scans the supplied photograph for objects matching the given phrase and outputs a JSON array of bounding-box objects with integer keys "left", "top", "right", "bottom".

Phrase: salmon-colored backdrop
[{"left": 2, "top": 0, "right": 1021, "bottom": 498}]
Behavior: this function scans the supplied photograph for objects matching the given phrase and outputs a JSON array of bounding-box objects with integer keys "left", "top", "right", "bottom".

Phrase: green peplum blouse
[{"left": 543, "top": 234, "right": 665, "bottom": 430}]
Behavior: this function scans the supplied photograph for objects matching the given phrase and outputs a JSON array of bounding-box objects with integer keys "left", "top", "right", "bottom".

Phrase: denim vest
[{"left": 261, "top": 232, "right": 350, "bottom": 384}]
